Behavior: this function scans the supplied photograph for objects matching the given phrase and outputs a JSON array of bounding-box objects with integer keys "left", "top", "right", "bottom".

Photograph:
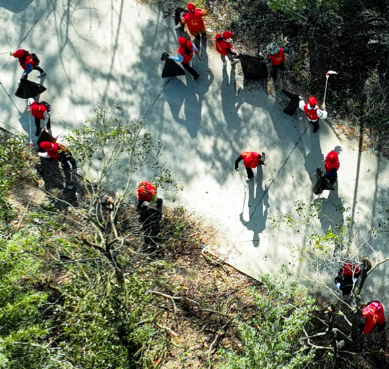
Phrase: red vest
[
  {"left": 137, "top": 181, "right": 157, "bottom": 202},
  {"left": 269, "top": 47, "right": 285, "bottom": 66},
  {"left": 241, "top": 152, "right": 260, "bottom": 168},
  {"left": 324, "top": 151, "right": 340, "bottom": 172},
  {"left": 215, "top": 40, "right": 231, "bottom": 55},
  {"left": 304, "top": 104, "right": 319, "bottom": 121},
  {"left": 177, "top": 46, "right": 193, "bottom": 64},
  {"left": 13, "top": 49, "right": 34, "bottom": 71},
  {"left": 342, "top": 263, "right": 359, "bottom": 278},
  {"left": 31, "top": 102, "right": 48, "bottom": 120},
  {"left": 363, "top": 301, "right": 386, "bottom": 334},
  {"left": 184, "top": 10, "right": 205, "bottom": 32}
]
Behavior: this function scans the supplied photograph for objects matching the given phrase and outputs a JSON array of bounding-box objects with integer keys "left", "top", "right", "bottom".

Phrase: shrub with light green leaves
[{"left": 219, "top": 274, "right": 316, "bottom": 369}]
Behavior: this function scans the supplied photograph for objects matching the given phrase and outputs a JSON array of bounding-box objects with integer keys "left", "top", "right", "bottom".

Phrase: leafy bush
[{"left": 219, "top": 274, "right": 316, "bottom": 369}]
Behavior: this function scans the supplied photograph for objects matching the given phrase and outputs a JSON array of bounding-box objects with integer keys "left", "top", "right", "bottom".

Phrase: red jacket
[
  {"left": 12, "top": 49, "right": 34, "bottom": 71},
  {"left": 137, "top": 181, "right": 157, "bottom": 202},
  {"left": 324, "top": 151, "right": 340, "bottom": 173},
  {"left": 177, "top": 46, "right": 193, "bottom": 64},
  {"left": 269, "top": 47, "right": 285, "bottom": 66},
  {"left": 183, "top": 10, "right": 205, "bottom": 32},
  {"left": 30, "top": 102, "right": 48, "bottom": 120},
  {"left": 304, "top": 104, "right": 319, "bottom": 121},
  {"left": 363, "top": 301, "right": 386, "bottom": 334},
  {"left": 215, "top": 39, "right": 232, "bottom": 56},
  {"left": 241, "top": 152, "right": 261, "bottom": 168}
]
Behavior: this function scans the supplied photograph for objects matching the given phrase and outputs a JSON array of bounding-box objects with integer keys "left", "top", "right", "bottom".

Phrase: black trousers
[
  {"left": 245, "top": 166, "right": 254, "bottom": 179},
  {"left": 182, "top": 62, "right": 198, "bottom": 77},
  {"left": 33, "top": 65, "right": 44, "bottom": 73},
  {"left": 35, "top": 116, "right": 51, "bottom": 130},
  {"left": 271, "top": 61, "right": 285, "bottom": 80},
  {"left": 310, "top": 119, "right": 320, "bottom": 130}
]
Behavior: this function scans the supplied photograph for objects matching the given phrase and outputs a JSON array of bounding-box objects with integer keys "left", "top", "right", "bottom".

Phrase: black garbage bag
[
  {"left": 282, "top": 90, "right": 300, "bottom": 116},
  {"left": 15, "top": 78, "right": 46, "bottom": 99},
  {"left": 240, "top": 54, "right": 268, "bottom": 80},
  {"left": 175, "top": 8, "right": 187, "bottom": 25},
  {"left": 313, "top": 168, "right": 335, "bottom": 195},
  {"left": 162, "top": 58, "right": 185, "bottom": 78}
]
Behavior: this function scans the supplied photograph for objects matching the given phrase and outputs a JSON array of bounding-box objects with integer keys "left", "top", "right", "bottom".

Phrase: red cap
[
  {"left": 222, "top": 31, "right": 234, "bottom": 39},
  {"left": 187, "top": 3, "right": 195, "bottom": 12},
  {"left": 178, "top": 36, "right": 188, "bottom": 47},
  {"left": 40, "top": 141, "right": 53, "bottom": 150},
  {"left": 308, "top": 96, "right": 317, "bottom": 106},
  {"left": 215, "top": 33, "right": 222, "bottom": 42}
]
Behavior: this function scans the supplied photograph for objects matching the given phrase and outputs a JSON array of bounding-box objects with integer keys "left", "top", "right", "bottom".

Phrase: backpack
[
  {"left": 40, "top": 101, "right": 52, "bottom": 112},
  {"left": 30, "top": 53, "right": 40, "bottom": 66}
]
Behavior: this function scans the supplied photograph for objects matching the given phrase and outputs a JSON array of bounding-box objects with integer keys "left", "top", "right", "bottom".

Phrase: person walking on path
[
  {"left": 215, "top": 32, "right": 239, "bottom": 67},
  {"left": 322, "top": 150, "right": 339, "bottom": 185},
  {"left": 169, "top": 37, "right": 200, "bottom": 80},
  {"left": 361, "top": 301, "right": 386, "bottom": 334},
  {"left": 38, "top": 139, "right": 77, "bottom": 170},
  {"left": 235, "top": 151, "right": 266, "bottom": 181},
  {"left": 299, "top": 96, "right": 327, "bottom": 133},
  {"left": 181, "top": 3, "right": 207, "bottom": 48},
  {"left": 28, "top": 98, "right": 51, "bottom": 136},
  {"left": 11, "top": 49, "right": 46, "bottom": 79}
]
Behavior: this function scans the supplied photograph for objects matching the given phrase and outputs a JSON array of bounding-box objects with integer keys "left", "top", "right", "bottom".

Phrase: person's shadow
[
  {"left": 239, "top": 166, "right": 269, "bottom": 247},
  {"left": 304, "top": 129, "right": 324, "bottom": 186}
]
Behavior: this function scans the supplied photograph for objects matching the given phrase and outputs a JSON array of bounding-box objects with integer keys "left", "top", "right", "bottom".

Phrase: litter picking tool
[
  {"left": 28, "top": 110, "right": 33, "bottom": 147},
  {"left": 323, "top": 70, "right": 338, "bottom": 106}
]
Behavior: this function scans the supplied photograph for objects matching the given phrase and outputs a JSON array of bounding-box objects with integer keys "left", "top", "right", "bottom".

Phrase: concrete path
[{"left": 1, "top": 0, "right": 389, "bottom": 306}]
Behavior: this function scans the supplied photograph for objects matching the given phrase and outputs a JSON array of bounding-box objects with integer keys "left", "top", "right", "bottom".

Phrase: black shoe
[
  {"left": 194, "top": 74, "right": 200, "bottom": 80},
  {"left": 35, "top": 127, "right": 41, "bottom": 136},
  {"left": 313, "top": 124, "right": 319, "bottom": 133},
  {"left": 261, "top": 152, "right": 266, "bottom": 161}
]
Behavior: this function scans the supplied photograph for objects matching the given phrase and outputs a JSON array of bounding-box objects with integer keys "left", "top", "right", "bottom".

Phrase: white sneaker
[
  {"left": 231, "top": 60, "right": 239, "bottom": 65},
  {"left": 245, "top": 177, "right": 253, "bottom": 182},
  {"left": 37, "top": 71, "right": 46, "bottom": 78}
]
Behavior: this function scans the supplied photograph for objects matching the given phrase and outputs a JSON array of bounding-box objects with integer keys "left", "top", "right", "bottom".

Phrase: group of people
[{"left": 11, "top": 49, "right": 77, "bottom": 171}]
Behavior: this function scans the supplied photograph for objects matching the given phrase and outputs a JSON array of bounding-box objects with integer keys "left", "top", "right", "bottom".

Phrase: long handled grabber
[
  {"left": 27, "top": 104, "right": 33, "bottom": 147},
  {"left": 323, "top": 70, "right": 338, "bottom": 106}
]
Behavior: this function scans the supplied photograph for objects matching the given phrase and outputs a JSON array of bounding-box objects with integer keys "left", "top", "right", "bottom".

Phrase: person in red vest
[
  {"left": 267, "top": 43, "right": 285, "bottom": 80},
  {"left": 10, "top": 49, "right": 46, "bottom": 79},
  {"left": 299, "top": 96, "right": 327, "bottom": 133},
  {"left": 335, "top": 262, "right": 360, "bottom": 296},
  {"left": 169, "top": 36, "right": 200, "bottom": 80},
  {"left": 38, "top": 140, "right": 77, "bottom": 170},
  {"left": 181, "top": 3, "right": 207, "bottom": 47},
  {"left": 235, "top": 151, "right": 266, "bottom": 181},
  {"left": 215, "top": 31, "right": 239, "bottom": 67},
  {"left": 361, "top": 301, "right": 386, "bottom": 334},
  {"left": 28, "top": 98, "right": 51, "bottom": 136},
  {"left": 322, "top": 150, "right": 339, "bottom": 185}
]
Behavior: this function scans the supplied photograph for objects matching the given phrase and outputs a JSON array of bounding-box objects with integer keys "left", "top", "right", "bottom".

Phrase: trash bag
[
  {"left": 162, "top": 58, "right": 185, "bottom": 78},
  {"left": 313, "top": 168, "right": 335, "bottom": 195},
  {"left": 175, "top": 8, "right": 187, "bottom": 25},
  {"left": 282, "top": 90, "right": 300, "bottom": 116},
  {"left": 15, "top": 78, "right": 46, "bottom": 99},
  {"left": 240, "top": 54, "right": 268, "bottom": 80}
]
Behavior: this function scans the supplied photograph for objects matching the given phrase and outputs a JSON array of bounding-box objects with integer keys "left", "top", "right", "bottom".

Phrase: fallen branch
[{"left": 155, "top": 322, "right": 178, "bottom": 337}]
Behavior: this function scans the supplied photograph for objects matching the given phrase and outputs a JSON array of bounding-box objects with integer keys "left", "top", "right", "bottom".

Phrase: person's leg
[
  {"left": 227, "top": 54, "right": 235, "bottom": 63},
  {"left": 61, "top": 161, "right": 70, "bottom": 170},
  {"left": 195, "top": 34, "right": 201, "bottom": 49},
  {"left": 182, "top": 62, "right": 200, "bottom": 79},
  {"left": 69, "top": 157, "right": 77, "bottom": 168},
  {"left": 271, "top": 64, "right": 278, "bottom": 80},
  {"left": 46, "top": 117, "right": 51, "bottom": 130},
  {"left": 33, "top": 66, "right": 44, "bottom": 73},
  {"left": 245, "top": 166, "right": 254, "bottom": 179},
  {"left": 35, "top": 117, "right": 41, "bottom": 136},
  {"left": 200, "top": 26, "right": 207, "bottom": 44},
  {"left": 313, "top": 119, "right": 320, "bottom": 133},
  {"left": 221, "top": 54, "right": 227, "bottom": 66}
]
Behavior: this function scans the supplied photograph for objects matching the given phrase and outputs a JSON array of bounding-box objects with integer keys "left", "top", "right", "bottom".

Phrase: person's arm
[
  {"left": 38, "top": 152, "right": 51, "bottom": 158},
  {"left": 225, "top": 48, "right": 238, "bottom": 56},
  {"left": 169, "top": 54, "right": 183, "bottom": 62},
  {"left": 42, "top": 111, "right": 50, "bottom": 126},
  {"left": 235, "top": 155, "right": 242, "bottom": 170},
  {"left": 299, "top": 100, "right": 306, "bottom": 111},
  {"left": 24, "top": 62, "right": 33, "bottom": 75},
  {"left": 317, "top": 108, "right": 328, "bottom": 120},
  {"left": 192, "top": 43, "right": 198, "bottom": 52},
  {"left": 198, "top": 9, "right": 207, "bottom": 16}
]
